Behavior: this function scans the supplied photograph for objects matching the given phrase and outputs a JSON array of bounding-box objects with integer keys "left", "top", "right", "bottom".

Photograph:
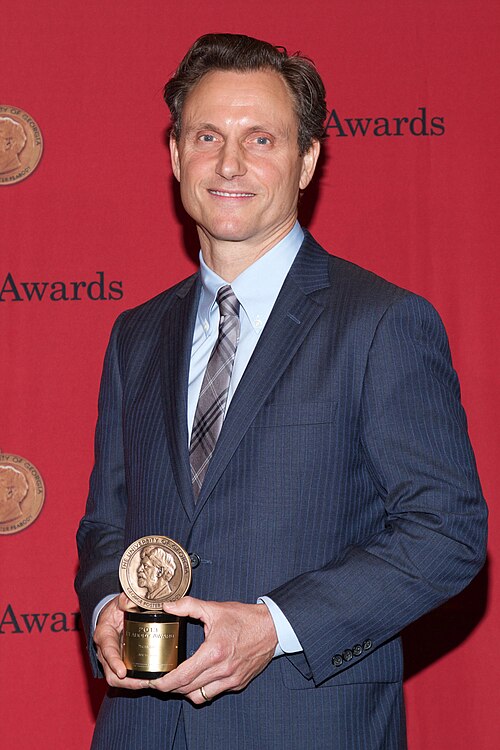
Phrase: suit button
[
  {"left": 353, "top": 644, "right": 363, "bottom": 656},
  {"left": 189, "top": 553, "right": 201, "bottom": 568},
  {"left": 363, "top": 639, "right": 373, "bottom": 651},
  {"left": 332, "top": 655, "right": 343, "bottom": 667},
  {"left": 342, "top": 649, "right": 353, "bottom": 661}
]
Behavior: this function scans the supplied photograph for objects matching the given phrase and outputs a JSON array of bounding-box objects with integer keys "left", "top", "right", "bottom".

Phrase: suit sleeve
[
  {"left": 269, "top": 293, "right": 488, "bottom": 685},
  {"left": 75, "top": 313, "right": 128, "bottom": 676}
]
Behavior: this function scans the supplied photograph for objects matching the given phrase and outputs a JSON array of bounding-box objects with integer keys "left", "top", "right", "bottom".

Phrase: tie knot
[{"left": 216, "top": 285, "right": 240, "bottom": 320}]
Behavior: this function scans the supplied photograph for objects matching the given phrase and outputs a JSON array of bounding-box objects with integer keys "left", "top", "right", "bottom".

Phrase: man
[
  {"left": 137, "top": 546, "right": 176, "bottom": 600},
  {"left": 75, "top": 33, "right": 487, "bottom": 749}
]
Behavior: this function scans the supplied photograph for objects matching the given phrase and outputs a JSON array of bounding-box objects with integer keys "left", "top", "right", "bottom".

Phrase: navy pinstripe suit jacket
[{"left": 76, "top": 232, "right": 487, "bottom": 749}]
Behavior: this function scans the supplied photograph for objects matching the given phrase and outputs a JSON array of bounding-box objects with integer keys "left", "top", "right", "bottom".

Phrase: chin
[{"left": 207, "top": 222, "right": 258, "bottom": 243}]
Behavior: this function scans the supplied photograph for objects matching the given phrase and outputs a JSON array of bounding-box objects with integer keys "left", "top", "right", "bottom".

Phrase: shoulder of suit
[
  {"left": 302, "top": 231, "right": 411, "bottom": 310},
  {"left": 112, "top": 272, "right": 198, "bottom": 335},
  {"left": 307, "top": 237, "right": 446, "bottom": 341},
  {"left": 102, "top": 274, "right": 198, "bottom": 370}
]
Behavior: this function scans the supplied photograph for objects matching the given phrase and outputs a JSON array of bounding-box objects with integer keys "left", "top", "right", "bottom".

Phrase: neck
[{"left": 198, "top": 217, "right": 297, "bottom": 281}]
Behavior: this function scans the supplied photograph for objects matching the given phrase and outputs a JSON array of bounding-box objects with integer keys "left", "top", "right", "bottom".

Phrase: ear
[
  {"left": 299, "top": 140, "right": 321, "bottom": 190},
  {"left": 170, "top": 132, "right": 181, "bottom": 182}
]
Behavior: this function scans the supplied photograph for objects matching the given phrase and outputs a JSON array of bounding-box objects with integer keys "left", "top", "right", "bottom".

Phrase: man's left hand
[{"left": 148, "top": 597, "right": 278, "bottom": 703}]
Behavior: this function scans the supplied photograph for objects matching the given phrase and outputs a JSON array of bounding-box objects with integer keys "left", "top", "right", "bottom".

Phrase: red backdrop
[{"left": 1, "top": 2, "right": 499, "bottom": 747}]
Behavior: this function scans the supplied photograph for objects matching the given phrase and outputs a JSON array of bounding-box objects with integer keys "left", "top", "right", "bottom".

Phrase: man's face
[
  {"left": 170, "top": 69, "right": 319, "bottom": 251},
  {"left": 137, "top": 555, "right": 159, "bottom": 591}
]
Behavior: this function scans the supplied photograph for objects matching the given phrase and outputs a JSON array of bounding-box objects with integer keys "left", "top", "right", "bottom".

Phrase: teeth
[{"left": 210, "top": 190, "right": 254, "bottom": 197}]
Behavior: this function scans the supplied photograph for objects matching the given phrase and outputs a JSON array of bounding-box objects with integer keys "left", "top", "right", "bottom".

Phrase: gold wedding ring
[{"left": 200, "top": 685, "right": 210, "bottom": 702}]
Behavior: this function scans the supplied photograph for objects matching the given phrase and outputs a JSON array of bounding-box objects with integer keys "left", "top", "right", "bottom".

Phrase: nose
[{"left": 216, "top": 140, "right": 247, "bottom": 180}]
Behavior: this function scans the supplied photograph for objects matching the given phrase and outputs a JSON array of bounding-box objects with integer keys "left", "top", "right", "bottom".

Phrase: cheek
[
  {"left": 179, "top": 179, "right": 200, "bottom": 212},
  {"left": 181, "top": 152, "right": 214, "bottom": 179},
  {"left": 255, "top": 159, "right": 300, "bottom": 193},
  {"left": 180, "top": 161, "right": 207, "bottom": 196}
]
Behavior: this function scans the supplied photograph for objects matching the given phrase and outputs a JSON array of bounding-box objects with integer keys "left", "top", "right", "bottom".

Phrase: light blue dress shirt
[{"left": 93, "top": 223, "right": 304, "bottom": 656}]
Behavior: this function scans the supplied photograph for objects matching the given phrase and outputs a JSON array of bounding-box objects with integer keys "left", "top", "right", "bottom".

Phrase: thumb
[
  {"left": 118, "top": 592, "right": 138, "bottom": 612},
  {"left": 162, "top": 595, "right": 206, "bottom": 620}
]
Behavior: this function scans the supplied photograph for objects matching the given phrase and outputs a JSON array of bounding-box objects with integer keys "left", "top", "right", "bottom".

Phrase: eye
[
  {"left": 199, "top": 133, "right": 216, "bottom": 142},
  {"left": 254, "top": 136, "right": 271, "bottom": 145}
]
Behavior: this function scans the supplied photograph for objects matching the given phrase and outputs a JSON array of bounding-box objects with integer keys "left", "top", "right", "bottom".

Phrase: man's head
[
  {"left": 165, "top": 35, "right": 326, "bottom": 256},
  {"left": 0, "top": 117, "right": 27, "bottom": 173},
  {"left": 137, "top": 545, "right": 176, "bottom": 596},
  {"left": 165, "top": 33, "right": 326, "bottom": 156},
  {"left": 0, "top": 465, "right": 29, "bottom": 522}
]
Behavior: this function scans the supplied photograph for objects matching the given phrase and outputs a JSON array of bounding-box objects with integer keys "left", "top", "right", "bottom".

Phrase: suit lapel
[
  {"left": 193, "top": 233, "right": 331, "bottom": 518},
  {"left": 160, "top": 273, "right": 200, "bottom": 519}
]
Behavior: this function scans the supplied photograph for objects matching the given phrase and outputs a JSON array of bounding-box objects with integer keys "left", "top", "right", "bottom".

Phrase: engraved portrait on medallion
[
  {"left": 119, "top": 536, "right": 192, "bottom": 610},
  {"left": 0, "top": 116, "right": 27, "bottom": 175},
  {"left": 137, "top": 545, "right": 177, "bottom": 601},
  {"left": 0, "top": 454, "right": 45, "bottom": 534},
  {"left": 0, "top": 106, "right": 43, "bottom": 185}
]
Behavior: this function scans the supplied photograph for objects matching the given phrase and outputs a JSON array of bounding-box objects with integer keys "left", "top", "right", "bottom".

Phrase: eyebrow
[
  {"left": 184, "top": 122, "right": 221, "bottom": 134},
  {"left": 185, "top": 122, "right": 291, "bottom": 137}
]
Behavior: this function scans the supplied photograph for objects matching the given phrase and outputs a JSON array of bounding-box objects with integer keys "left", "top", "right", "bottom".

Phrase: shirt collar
[{"left": 198, "top": 222, "right": 304, "bottom": 335}]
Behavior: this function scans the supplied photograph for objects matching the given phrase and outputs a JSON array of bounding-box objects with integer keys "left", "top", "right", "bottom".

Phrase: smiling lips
[{"left": 208, "top": 189, "right": 255, "bottom": 198}]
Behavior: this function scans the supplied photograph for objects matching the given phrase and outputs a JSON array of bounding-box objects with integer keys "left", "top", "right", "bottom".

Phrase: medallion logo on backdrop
[
  {"left": 0, "top": 453, "right": 45, "bottom": 535},
  {"left": 325, "top": 106, "right": 445, "bottom": 137},
  {"left": 0, "top": 105, "right": 43, "bottom": 185},
  {"left": 0, "top": 271, "right": 123, "bottom": 302}
]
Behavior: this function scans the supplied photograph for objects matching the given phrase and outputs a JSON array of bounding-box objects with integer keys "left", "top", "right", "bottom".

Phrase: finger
[
  {"left": 102, "top": 666, "right": 150, "bottom": 690},
  {"left": 162, "top": 596, "right": 207, "bottom": 621},
  {"left": 150, "top": 645, "right": 238, "bottom": 696},
  {"left": 94, "top": 621, "right": 127, "bottom": 678},
  {"left": 95, "top": 645, "right": 148, "bottom": 689},
  {"left": 100, "top": 640, "right": 128, "bottom": 679},
  {"left": 185, "top": 675, "right": 242, "bottom": 705},
  {"left": 148, "top": 640, "right": 217, "bottom": 693},
  {"left": 186, "top": 685, "right": 214, "bottom": 705},
  {"left": 118, "top": 592, "right": 137, "bottom": 612}
]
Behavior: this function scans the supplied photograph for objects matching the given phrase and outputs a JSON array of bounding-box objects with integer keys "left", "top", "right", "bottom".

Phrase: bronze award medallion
[
  {"left": 119, "top": 536, "right": 192, "bottom": 678},
  {"left": 0, "top": 453, "right": 45, "bottom": 535},
  {"left": 0, "top": 106, "right": 43, "bottom": 185}
]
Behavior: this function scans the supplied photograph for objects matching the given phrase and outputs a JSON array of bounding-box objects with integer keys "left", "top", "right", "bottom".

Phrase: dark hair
[{"left": 164, "top": 33, "right": 327, "bottom": 155}]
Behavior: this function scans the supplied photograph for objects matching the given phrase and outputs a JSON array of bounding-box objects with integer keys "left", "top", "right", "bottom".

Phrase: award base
[{"left": 122, "top": 610, "right": 186, "bottom": 679}]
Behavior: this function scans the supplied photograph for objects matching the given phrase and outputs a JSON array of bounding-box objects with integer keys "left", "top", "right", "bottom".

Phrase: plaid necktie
[{"left": 189, "top": 285, "right": 240, "bottom": 499}]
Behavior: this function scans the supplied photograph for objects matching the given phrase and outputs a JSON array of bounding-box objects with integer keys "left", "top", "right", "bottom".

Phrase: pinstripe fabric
[{"left": 76, "top": 232, "right": 487, "bottom": 749}]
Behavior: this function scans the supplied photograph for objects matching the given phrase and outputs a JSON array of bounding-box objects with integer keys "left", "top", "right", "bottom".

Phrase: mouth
[{"left": 208, "top": 189, "right": 255, "bottom": 198}]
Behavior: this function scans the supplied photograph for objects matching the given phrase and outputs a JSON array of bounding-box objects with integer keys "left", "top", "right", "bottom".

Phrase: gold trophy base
[{"left": 122, "top": 610, "right": 186, "bottom": 679}]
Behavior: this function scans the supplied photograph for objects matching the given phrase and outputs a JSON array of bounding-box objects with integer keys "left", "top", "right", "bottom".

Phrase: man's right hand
[{"left": 93, "top": 593, "right": 150, "bottom": 689}]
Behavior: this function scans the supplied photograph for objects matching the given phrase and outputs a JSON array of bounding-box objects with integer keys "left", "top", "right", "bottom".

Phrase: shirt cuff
[
  {"left": 258, "top": 595, "right": 303, "bottom": 657},
  {"left": 91, "top": 593, "right": 119, "bottom": 634}
]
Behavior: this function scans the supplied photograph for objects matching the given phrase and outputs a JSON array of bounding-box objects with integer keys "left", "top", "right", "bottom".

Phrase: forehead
[{"left": 182, "top": 69, "right": 297, "bottom": 131}]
